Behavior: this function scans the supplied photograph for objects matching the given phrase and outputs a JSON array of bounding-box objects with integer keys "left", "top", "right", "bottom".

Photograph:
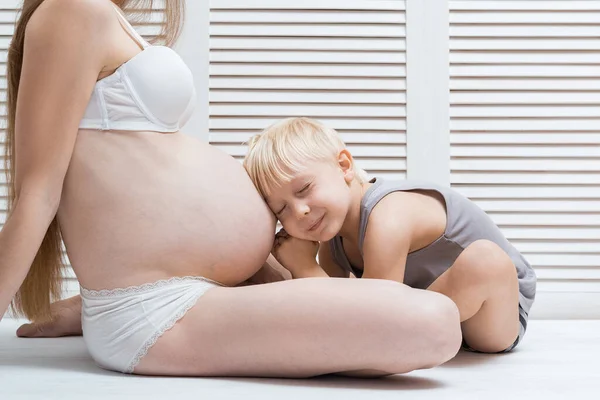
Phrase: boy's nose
[{"left": 294, "top": 204, "right": 310, "bottom": 219}]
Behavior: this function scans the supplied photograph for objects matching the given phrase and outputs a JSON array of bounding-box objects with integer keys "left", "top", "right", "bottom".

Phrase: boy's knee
[{"left": 467, "top": 240, "right": 516, "bottom": 286}]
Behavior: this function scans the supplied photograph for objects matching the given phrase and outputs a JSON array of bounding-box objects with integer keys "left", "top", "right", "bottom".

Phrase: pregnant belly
[{"left": 58, "top": 130, "right": 276, "bottom": 289}]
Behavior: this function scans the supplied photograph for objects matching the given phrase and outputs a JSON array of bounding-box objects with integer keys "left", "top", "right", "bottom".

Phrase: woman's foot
[{"left": 16, "top": 295, "right": 83, "bottom": 337}]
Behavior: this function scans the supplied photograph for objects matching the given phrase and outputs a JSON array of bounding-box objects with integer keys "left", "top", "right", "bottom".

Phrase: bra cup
[
  {"left": 79, "top": 46, "right": 196, "bottom": 132},
  {"left": 125, "top": 47, "right": 195, "bottom": 127}
]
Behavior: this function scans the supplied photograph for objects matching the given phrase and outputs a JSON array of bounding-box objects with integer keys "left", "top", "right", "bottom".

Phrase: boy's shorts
[{"left": 462, "top": 303, "right": 528, "bottom": 353}]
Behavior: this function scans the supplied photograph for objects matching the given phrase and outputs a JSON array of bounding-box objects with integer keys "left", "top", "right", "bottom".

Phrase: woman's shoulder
[{"left": 27, "top": 0, "right": 116, "bottom": 38}]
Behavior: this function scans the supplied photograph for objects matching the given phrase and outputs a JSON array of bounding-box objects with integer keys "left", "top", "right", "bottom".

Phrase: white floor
[{"left": 1, "top": 319, "right": 599, "bottom": 400}]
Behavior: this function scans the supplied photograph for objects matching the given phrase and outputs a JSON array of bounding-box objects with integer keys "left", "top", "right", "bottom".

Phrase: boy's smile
[{"left": 265, "top": 159, "right": 354, "bottom": 242}]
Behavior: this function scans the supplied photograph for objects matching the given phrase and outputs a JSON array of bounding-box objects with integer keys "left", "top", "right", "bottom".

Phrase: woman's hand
[{"left": 272, "top": 228, "right": 324, "bottom": 278}]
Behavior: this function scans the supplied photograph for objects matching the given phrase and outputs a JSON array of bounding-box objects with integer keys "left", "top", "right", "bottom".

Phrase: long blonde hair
[{"left": 5, "top": 0, "right": 185, "bottom": 321}]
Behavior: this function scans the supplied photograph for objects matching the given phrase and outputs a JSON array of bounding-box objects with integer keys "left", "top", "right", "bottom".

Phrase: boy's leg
[{"left": 427, "top": 239, "right": 520, "bottom": 353}]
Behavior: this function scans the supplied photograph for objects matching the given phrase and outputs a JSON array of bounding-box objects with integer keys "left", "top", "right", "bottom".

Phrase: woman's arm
[{"left": 0, "top": 0, "right": 113, "bottom": 318}]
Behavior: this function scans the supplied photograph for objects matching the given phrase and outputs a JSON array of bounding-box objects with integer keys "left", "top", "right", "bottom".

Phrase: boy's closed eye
[{"left": 297, "top": 183, "right": 311, "bottom": 195}]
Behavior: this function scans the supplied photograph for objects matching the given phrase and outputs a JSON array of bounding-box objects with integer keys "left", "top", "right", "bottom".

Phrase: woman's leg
[
  {"left": 15, "top": 256, "right": 289, "bottom": 338},
  {"left": 427, "top": 240, "right": 521, "bottom": 353},
  {"left": 135, "top": 278, "right": 461, "bottom": 378}
]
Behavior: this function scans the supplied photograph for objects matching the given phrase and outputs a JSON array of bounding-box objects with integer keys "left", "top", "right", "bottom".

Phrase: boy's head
[{"left": 243, "top": 117, "right": 368, "bottom": 241}]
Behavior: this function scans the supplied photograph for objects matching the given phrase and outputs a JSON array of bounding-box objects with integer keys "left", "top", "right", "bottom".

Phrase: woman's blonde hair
[
  {"left": 5, "top": 0, "right": 185, "bottom": 321},
  {"left": 243, "top": 117, "right": 369, "bottom": 199}
]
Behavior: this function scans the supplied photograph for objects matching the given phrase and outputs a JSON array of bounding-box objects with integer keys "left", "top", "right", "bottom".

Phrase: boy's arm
[
  {"left": 318, "top": 240, "right": 350, "bottom": 278},
  {"left": 361, "top": 198, "right": 412, "bottom": 283},
  {"left": 272, "top": 231, "right": 329, "bottom": 279},
  {"left": 290, "top": 262, "right": 329, "bottom": 279}
]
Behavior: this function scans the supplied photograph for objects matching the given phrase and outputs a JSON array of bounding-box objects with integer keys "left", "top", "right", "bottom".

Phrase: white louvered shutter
[
  {"left": 449, "top": 1, "right": 600, "bottom": 317},
  {"left": 0, "top": 1, "right": 167, "bottom": 300},
  {"left": 208, "top": 0, "right": 407, "bottom": 180}
]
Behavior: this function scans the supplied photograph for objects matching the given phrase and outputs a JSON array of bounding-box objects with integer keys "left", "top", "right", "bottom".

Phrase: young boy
[{"left": 243, "top": 117, "right": 536, "bottom": 354}]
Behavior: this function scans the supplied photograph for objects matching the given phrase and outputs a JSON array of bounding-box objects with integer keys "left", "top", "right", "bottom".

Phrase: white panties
[{"left": 81, "top": 276, "right": 221, "bottom": 373}]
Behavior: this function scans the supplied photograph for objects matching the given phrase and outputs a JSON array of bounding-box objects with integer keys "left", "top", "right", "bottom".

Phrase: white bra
[{"left": 78, "top": 5, "right": 196, "bottom": 132}]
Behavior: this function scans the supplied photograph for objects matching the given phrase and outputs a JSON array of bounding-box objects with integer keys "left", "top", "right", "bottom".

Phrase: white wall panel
[{"left": 449, "top": 0, "right": 600, "bottom": 319}]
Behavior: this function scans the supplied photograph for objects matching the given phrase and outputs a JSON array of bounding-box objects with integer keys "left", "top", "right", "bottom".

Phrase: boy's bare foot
[{"left": 16, "top": 295, "right": 83, "bottom": 338}]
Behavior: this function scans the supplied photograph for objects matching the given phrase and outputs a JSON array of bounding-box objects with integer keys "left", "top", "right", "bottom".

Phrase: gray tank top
[{"left": 329, "top": 178, "right": 536, "bottom": 315}]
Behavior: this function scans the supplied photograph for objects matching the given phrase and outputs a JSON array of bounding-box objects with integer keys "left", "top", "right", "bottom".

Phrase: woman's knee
[
  {"left": 382, "top": 289, "right": 461, "bottom": 371},
  {"left": 419, "top": 292, "right": 462, "bottom": 367}
]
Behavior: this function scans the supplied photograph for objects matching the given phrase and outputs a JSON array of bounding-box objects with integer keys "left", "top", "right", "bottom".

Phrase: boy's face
[{"left": 264, "top": 157, "right": 353, "bottom": 242}]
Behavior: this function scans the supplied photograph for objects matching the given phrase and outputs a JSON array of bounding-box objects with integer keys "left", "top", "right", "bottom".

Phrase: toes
[
  {"left": 16, "top": 319, "right": 58, "bottom": 338},
  {"left": 16, "top": 323, "right": 42, "bottom": 338}
]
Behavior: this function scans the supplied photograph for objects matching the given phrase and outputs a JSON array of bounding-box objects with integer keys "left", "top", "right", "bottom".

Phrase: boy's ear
[{"left": 338, "top": 149, "right": 355, "bottom": 183}]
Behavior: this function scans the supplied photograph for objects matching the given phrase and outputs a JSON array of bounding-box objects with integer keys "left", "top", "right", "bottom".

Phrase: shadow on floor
[
  {"left": 439, "top": 349, "right": 508, "bottom": 369},
  {"left": 210, "top": 374, "right": 447, "bottom": 391}
]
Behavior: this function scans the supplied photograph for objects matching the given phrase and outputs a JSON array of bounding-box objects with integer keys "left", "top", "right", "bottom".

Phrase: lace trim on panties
[
  {"left": 124, "top": 290, "right": 208, "bottom": 373},
  {"left": 80, "top": 276, "right": 223, "bottom": 297}
]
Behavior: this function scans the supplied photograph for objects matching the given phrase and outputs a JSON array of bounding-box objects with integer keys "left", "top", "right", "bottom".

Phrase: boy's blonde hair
[{"left": 243, "top": 117, "right": 369, "bottom": 199}]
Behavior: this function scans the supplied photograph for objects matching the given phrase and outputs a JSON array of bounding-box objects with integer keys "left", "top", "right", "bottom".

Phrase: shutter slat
[
  {"left": 211, "top": 37, "right": 406, "bottom": 51},
  {"left": 211, "top": 24, "right": 406, "bottom": 38},
  {"left": 451, "top": 119, "right": 600, "bottom": 131},
  {"left": 450, "top": 1, "right": 600, "bottom": 11},
  {"left": 535, "top": 266, "right": 600, "bottom": 278},
  {"left": 451, "top": 11, "right": 600, "bottom": 24},
  {"left": 210, "top": 51, "right": 406, "bottom": 64},
  {"left": 210, "top": 64, "right": 406, "bottom": 77},
  {"left": 210, "top": 118, "right": 406, "bottom": 130},
  {"left": 455, "top": 186, "right": 600, "bottom": 198},
  {"left": 490, "top": 213, "right": 600, "bottom": 226},
  {"left": 210, "top": 10, "right": 406, "bottom": 24},
  {"left": 453, "top": 173, "right": 600, "bottom": 185},
  {"left": 515, "top": 242, "right": 600, "bottom": 254},
  {"left": 211, "top": 77, "right": 406, "bottom": 91},
  {"left": 451, "top": 159, "right": 600, "bottom": 171},
  {"left": 451, "top": 145, "right": 600, "bottom": 157},
  {"left": 212, "top": 1, "right": 405, "bottom": 11},
  {"left": 452, "top": 79, "right": 600, "bottom": 91},
  {"left": 474, "top": 200, "right": 600, "bottom": 213},
  {"left": 210, "top": 105, "right": 406, "bottom": 118},
  {"left": 451, "top": 65, "right": 600, "bottom": 77},
  {"left": 452, "top": 133, "right": 600, "bottom": 144},
  {"left": 210, "top": 91, "right": 406, "bottom": 104},
  {"left": 451, "top": 39, "right": 600, "bottom": 51},
  {"left": 451, "top": 25, "right": 600, "bottom": 37},
  {"left": 451, "top": 92, "right": 600, "bottom": 104},
  {"left": 451, "top": 52, "right": 600, "bottom": 64}
]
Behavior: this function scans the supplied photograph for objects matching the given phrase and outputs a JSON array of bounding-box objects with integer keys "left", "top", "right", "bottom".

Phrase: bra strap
[{"left": 112, "top": 4, "right": 150, "bottom": 49}]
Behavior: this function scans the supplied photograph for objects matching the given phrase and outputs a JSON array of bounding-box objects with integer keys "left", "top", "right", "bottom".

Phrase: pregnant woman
[{"left": 0, "top": 0, "right": 461, "bottom": 377}]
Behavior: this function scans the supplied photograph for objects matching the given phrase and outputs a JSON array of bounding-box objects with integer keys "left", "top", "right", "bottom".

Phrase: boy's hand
[
  {"left": 272, "top": 228, "right": 320, "bottom": 275},
  {"left": 237, "top": 254, "right": 292, "bottom": 286}
]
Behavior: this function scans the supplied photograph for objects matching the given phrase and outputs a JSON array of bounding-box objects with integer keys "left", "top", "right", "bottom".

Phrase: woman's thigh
[{"left": 135, "top": 278, "right": 462, "bottom": 378}]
